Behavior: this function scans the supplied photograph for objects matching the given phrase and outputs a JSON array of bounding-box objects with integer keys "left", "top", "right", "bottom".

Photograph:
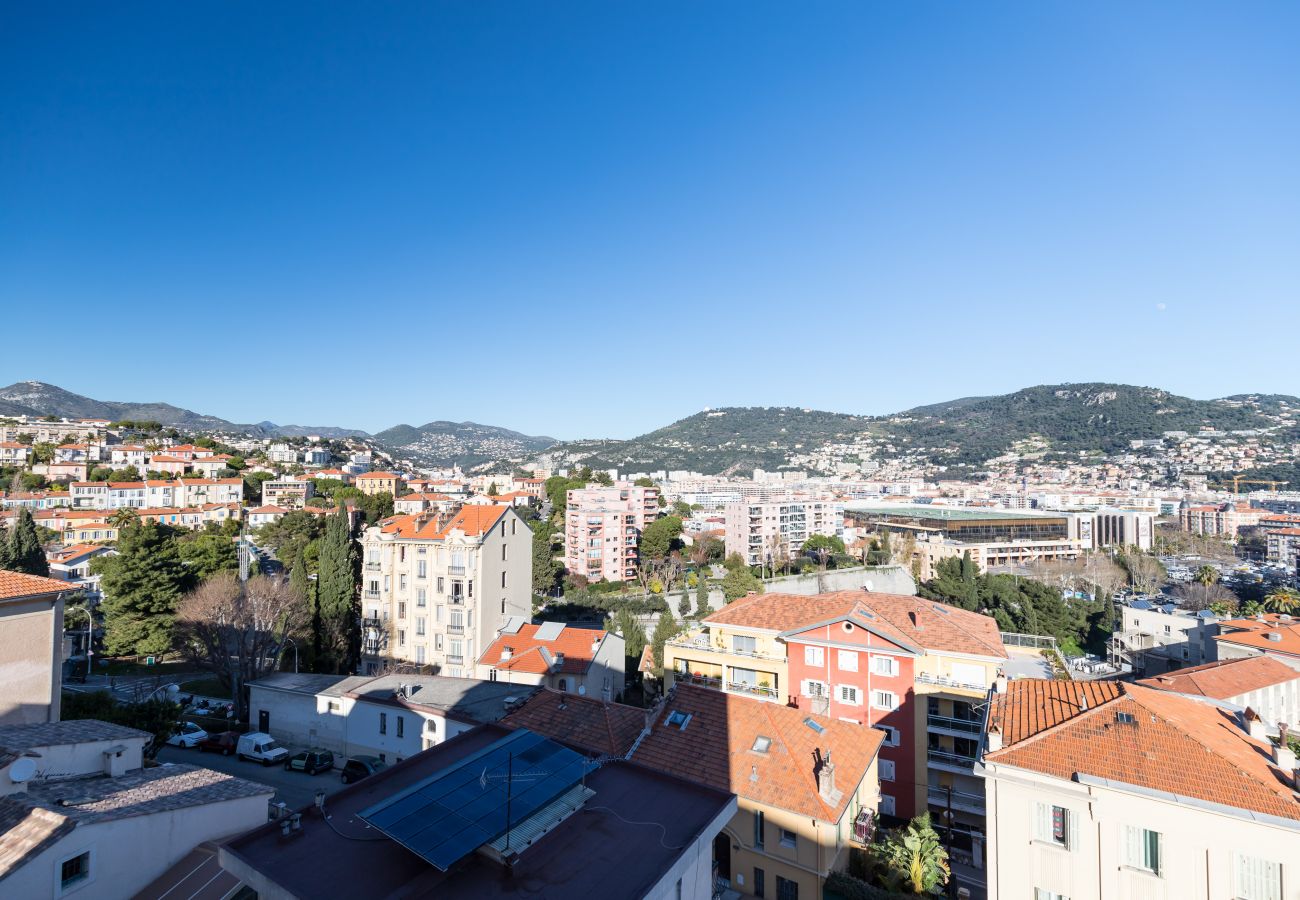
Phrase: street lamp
[
  {"left": 64, "top": 604, "right": 94, "bottom": 683},
  {"left": 281, "top": 637, "right": 299, "bottom": 674}
]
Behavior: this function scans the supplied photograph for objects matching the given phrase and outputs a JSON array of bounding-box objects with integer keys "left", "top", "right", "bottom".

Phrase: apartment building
[
  {"left": 564, "top": 483, "right": 659, "bottom": 582},
  {"left": 980, "top": 679, "right": 1300, "bottom": 900},
  {"left": 631, "top": 683, "right": 884, "bottom": 900},
  {"left": 476, "top": 619, "right": 625, "bottom": 699},
  {"left": 0, "top": 419, "right": 104, "bottom": 444},
  {"left": 108, "top": 445, "right": 150, "bottom": 469},
  {"left": 358, "top": 505, "right": 532, "bottom": 677},
  {"left": 1266, "top": 527, "right": 1300, "bottom": 571},
  {"left": 1138, "top": 655, "right": 1300, "bottom": 729},
  {"left": 1178, "top": 500, "right": 1266, "bottom": 536},
  {"left": 260, "top": 476, "right": 313, "bottom": 509},
  {"left": 1215, "top": 612, "right": 1300, "bottom": 670},
  {"left": 665, "top": 590, "right": 1006, "bottom": 852},
  {"left": 68, "top": 478, "right": 243, "bottom": 510},
  {"left": 1108, "top": 600, "right": 1221, "bottom": 676},
  {"left": 0, "top": 442, "right": 31, "bottom": 465},
  {"left": 0, "top": 570, "right": 71, "bottom": 725},
  {"left": 1066, "top": 508, "right": 1155, "bottom": 550},
  {"left": 723, "top": 497, "right": 843, "bottom": 567},
  {"left": 356, "top": 471, "right": 404, "bottom": 497}
]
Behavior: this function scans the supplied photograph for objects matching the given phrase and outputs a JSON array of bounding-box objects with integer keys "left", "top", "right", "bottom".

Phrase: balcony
[
  {"left": 677, "top": 671, "right": 722, "bottom": 690},
  {"left": 927, "top": 714, "right": 983, "bottom": 736},
  {"left": 916, "top": 671, "right": 988, "bottom": 692},
  {"left": 666, "top": 636, "right": 783, "bottom": 662},
  {"left": 446, "top": 654, "right": 464, "bottom": 665},
  {"left": 726, "top": 681, "right": 779, "bottom": 700},
  {"left": 927, "top": 786, "right": 986, "bottom": 816},
  {"left": 448, "top": 566, "right": 466, "bottom": 576},
  {"left": 447, "top": 624, "right": 464, "bottom": 635},
  {"left": 364, "top": 589, "right": 380, "bottom": 600},
  {"left": 365, "top": 561, "right": 381, "bottom": 572},
  {"left": 927, "top": 749, "right": 977, "bottom": 771}
]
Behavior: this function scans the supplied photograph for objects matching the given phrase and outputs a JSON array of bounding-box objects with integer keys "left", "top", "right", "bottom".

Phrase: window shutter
[
  {"left": 1123, "top": 825, "right": 1141, "bottom": 867},
  {"left": 1067, "top": 808, "right": 1079, "bottom": 852},
  {"left": 1034, "top": 803, "right": 1050, "bottom": 842}
]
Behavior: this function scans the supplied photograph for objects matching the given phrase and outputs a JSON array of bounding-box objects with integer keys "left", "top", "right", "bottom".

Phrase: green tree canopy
[
  {"left": 721, "top": 566, "right": 764, "bottom": 601},
  {"left": 93, "top": 520, "right": 193, "bottom": 655},
  {"left": 315, "top": 508, "right": 359, "bottom": 673},
  {"left": 638, "top": 516, "right": 683, "bottom": 561},
  {"left": 8, "top": 508, "right": 49, "bottom": 576},
  {"left": 177, "top": 524, "right": 239, "bottom": 580}
]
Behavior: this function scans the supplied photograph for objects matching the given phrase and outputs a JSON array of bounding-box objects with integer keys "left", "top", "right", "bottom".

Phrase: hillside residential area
[{"left": 6, "top": 3, "right": 1300, "bottom": 898}]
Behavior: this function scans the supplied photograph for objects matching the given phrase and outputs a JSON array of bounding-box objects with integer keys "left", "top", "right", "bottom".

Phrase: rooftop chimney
[
  {"left": 994, "top": 674, "right": 1008, "bottom": 695},
  {"left": 986, "top": 723, "right": 1003, "bottom": 753},
  {"left": 909, "top": 610, "right": 923, "bottom": 630},
  {"left": 1276, "top": 724, "right": 1297, "bottom": 771},
  {"left": 817, "top": 749, "right": 839, "bottom": 802},
  {"left": 1244, "top": 707, "right": 1268, "bottom": 741}
]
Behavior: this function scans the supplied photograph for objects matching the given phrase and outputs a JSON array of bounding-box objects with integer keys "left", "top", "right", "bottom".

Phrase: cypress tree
[
  {"left": 10, "top": 508, "right": 49, "bottom": 576},
  {"left": 315, "top": 508, "right": 359, "bottom": 673},
  {"left": 695, "top": 575, "right": 709, "bottom": 617}
]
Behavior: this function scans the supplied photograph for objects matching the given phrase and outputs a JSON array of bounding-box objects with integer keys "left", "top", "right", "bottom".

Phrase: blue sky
[{"left": 2, "top": 2, "right": 1297, "bottom": 439}]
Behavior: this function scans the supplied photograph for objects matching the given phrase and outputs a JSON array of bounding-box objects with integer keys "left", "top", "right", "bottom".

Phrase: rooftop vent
[
  {"left": 752, "top": 736, "right": 772, "bottom": 754},
  {"left": 666, "top": 711, "right": 691, "bottom": 730},
  {"left": 1268, "top": 633, "right": 1283, "bottom": 642}
]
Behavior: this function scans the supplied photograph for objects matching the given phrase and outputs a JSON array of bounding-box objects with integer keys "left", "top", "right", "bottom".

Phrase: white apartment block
[
  {"left": 358, "top": 505, "right": 533, "bottom": 677},
  {"left": 261, "top": 477, "right": 314, "bottom": 509},
  {"left": 564, "top": 484, "right": 659, "bottom": 583},
  {"left": 68, "top": 478, "right": 243, "bottom": 510},
  {"left": 723, "top": 497, "right": 843, "bottom": 566}
]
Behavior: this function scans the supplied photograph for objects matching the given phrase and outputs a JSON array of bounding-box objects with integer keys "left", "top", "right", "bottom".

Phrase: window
[
  {"left": 396, "top": 716, "right": 404, "bottom": 738},
  {"left": 59, "top": 850, "right": 92, "bottom": 892},
  {"left": 873, "top": 724, "right": 900, "bottom": 746},
  {"left": 776, "top": 875, "right": 799, "bottom": 900},
  {"left": 879, "top": 759, "right": 896, "bottom": 781},
  {"left": 754, "top": 867, "right": 765, "bottom": 899},
  {"left": 398, "top": 629, "right": 406, "bottom": 647},
  {"left": 398, "top": 602, "right": 406, "bottom": 619},
  {"left": 416, "top": 617, "right": 426, "bottom": 636},
  {"left": 437, "top": 577, "right": 444, "bottom": 593},
  {"left": 502, "top": 544, "right": 507, "bottom": 561},
  {"left": 417, "top": 589, "right": 426, "bottom": 607},
  {"left": 838, "top": 649, "right": 858, "bottom": 671},
  {"left": 417, "top": 560, "right": 427, "bottom": 578},
  {"left": 837, "top": 685, "right": 861, "bottom": 706},
  {"left": 753, "top": 810, "right": 765, "bottom": 848},
  {"left": 872, "top": 690, "right": 897, "bottom": 710},
  {"left": 1234, "top": 852, "right": 1282, "bottom": 900},
  {"left": 872, "top": 655, "right": 898, "bottom": 676},
  {"left": 1034, "top": 891, "right": 1069, "bottom": 900},
  {"left": 399, "top": 574, "right": 407, "bottom": 590},
  {"left": 804, "top": 646, "right": 824, "bottom": 666},
  {"left": 801, "top": 679, "right": 828, "bottom": 698},
  {"left": 501, "top": 571, "right": 507, "bottom": 588},
  {"left": 1035, "top": 803, "right": 1072, "bottom": 849},
  {"left": 880, "top": 794, "right": 896, "bottom": 816},
  {"left": 379, "top": 713, "right": 387, "bottom": 735},
  {"left": 416, "top": 646, "right": 426, "bottom": 664},
  {"left": 733, "top": 634, "right": 758, "bottom": 654},
  {"left": 779, "top": 828, "right": 797, "bottom": 849},
  {"left": 1123, "top": 826, "right": 1161, "bottom": 876}
]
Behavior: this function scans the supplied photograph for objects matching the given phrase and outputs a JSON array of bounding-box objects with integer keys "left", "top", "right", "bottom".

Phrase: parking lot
[{"left": 156, "top": 744, "right": 349, "bottom": 812}]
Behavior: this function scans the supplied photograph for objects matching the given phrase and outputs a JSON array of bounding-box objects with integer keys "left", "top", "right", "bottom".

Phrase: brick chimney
[
  {"left": 986, "top": 722, "right": 1003, "bottom": 752},
  {"left": 817, "top": 749, "right": 838, "bottom": 802},
  {"left": 1275, "top": 724, "right": 1297, "bottom": 771},
  {"left": 1243, "top": 707, "right": 1268, "bottom": 741}
]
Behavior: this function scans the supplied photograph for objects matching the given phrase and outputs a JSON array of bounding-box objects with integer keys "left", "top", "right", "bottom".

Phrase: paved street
[{"left": 156, "top": 745, "right": 348, "bottom": 812}]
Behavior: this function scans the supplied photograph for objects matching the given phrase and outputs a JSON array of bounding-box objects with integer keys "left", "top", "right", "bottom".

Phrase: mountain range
[{"left": 3, "top": 380, "right": 1296, "bottom": 475}]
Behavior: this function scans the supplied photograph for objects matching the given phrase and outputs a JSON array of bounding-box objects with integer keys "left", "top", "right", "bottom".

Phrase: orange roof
[
  {"left": 380, "top": 505, "right": 509, "bottom": 541},
  {"left": 0, "top": 442, "right": 30, "bottom": 449},
  {"left": 1266, "top": 528, "right": 1300, "bottom": 536},
  {"left": 396, "top": 492, "right": 452, "bottom": 502},
  {"left": 479, "top": 623, "right": 608, "bottom": 675},
  {"left": 1139, "top": 656, "right": 1300, "bottom": 699},
  {"left": 47, "top": 543, "right": 111, "bottom": 562},
  {"left": 0, "top": 570, "right": 70, "bottom": 601},
  {"left": 502, "top": 689, "right": 647, "bottom": 757},
  {"left": 707, "top": 590, "right": 1007, "bottom": 658},
  {"left": 248, "top": 505, "right": 289, "bottom": 514},
  {"left": 986, "top": 679, "right": 1300, "bottom": 822},
  {"left": 630, "top": 684, "right": 883, "bottom": 822},
  {"left": 1214, "top": 620, "right": 1300, "bottom": 659},
  {"left": 356, "top": 471, "right": 399, "bottom": 480}
]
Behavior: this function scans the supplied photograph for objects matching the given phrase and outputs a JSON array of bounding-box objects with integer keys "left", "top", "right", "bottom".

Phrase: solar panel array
[{"left": 359, "top": 730, "right": 592, "bottom": 871}]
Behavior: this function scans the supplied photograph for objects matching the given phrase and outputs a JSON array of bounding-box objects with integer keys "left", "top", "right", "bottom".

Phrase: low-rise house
[
  {"left": 41, "top": 461, "right": 88, "bottom": 483},
  {"left": 108, "top": 445, "right": 149, "bottom": 469},
  {"left": 1214, "top": 612, "right": 1300, "bottom": 670},
  {"left": 476, "top": 619, "right": 625, "bottom": 700},
  {"left": 0, "top": 442, "right": 31, "bottom": 466},
  {"left": 0, "top": 570, "right": 71, "bottom": 725},
  {"left": 1109, "top": 599, "right": 1221, "bottom": 675},
  {"left": 501, "top": 688, "right": 650, "bottom": 757},
  {"left": 0, "top": 720, "right": 272, "bottom": 900},
  {"left": 980, "top": 678, "right": 1300, "bottom": 900},
  {"left": 220, "top": 724, "right": 735, "bottom": 900},
  {"left": 1139, "top": 655, "right": 1300, "bottom": 729},
  {"left": 355, "top": 471, "right": 404, "bottom": 496},
  {"left": 246, "top": 504, "right": 289, "bottom": 527},
  {"left": 145, "top": 454, "right": 190, "bottom": 475},
  {"left": 392, "top": 492, "right": 455, "bottom": 515},
  {"left": 46, "top": 544, "right": 116, "bottom": 599},
  {"left": 247, "top": 672, "right": 534, "bottom": 764},
  {"left": 261, "top": 477, "right": 313, "bottom": 510},
  {"left": 62, "top": 521, "right": 119, "bottom": 544}
]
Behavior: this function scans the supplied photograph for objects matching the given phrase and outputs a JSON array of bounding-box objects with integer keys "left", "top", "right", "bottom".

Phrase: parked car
[
  {"left": 284, "top": 749, "right": 335, "bottom": 775},
  {"left": 236, "top": 732, "right": 289, "bottom": 766},
  {"left": 340, "top": 755, "right": 387, "bottom": 784},
  {"left": 166, "top": 722, "right": 208, "bottom": 749},
  {"left": 197, "top": 730, "right": 240, "bottom": 755}
]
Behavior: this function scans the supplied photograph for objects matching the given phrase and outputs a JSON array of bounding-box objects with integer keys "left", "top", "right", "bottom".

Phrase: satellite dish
[
  {"left": 8, "top": 758, "right": 36, "bottom": 783},
  {"left": 863, "top": 580, "right": 874, "bottom": 592}
]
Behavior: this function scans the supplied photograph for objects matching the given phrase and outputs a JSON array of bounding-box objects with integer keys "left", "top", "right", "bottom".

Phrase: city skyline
[{"left": 4, "top": 3, "right": 1298, "bottom": 437}]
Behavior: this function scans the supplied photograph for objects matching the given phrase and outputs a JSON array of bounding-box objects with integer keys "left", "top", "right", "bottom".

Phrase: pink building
[{"left": 564, "top": 484, "right": 659, "bottom": 583}]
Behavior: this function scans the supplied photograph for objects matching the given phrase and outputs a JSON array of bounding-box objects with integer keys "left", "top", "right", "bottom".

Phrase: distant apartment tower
[
  {"left": 564, "top": 484, "right": 659, "bottom": 583},
  {"left": 723, "top": 497, "right": 843, "bottom": 567},
  {"left": 358, "top": 505, "right": 533, "bottom": 677}
]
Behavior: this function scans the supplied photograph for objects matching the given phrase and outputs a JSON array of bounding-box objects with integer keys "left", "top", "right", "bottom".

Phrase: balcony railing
[
  {"left": 916, "top": 671, "right": 988, "bottom": 692},
  {"left": 666, "top": 637, "right": 783, "bottom": 662},
  {"left": 927, "top": 749, "right": 977, "bottom": 769},
  {"left": 448, "top": 566, "right": 466, "bottom": 575},
  {"left": 364, "top": 589, "right": 380, "bottom": 600},
  {"left": 726, "top": 681, "right": 779, "bottom": 699},
  {"left": 445, "top": 654, "right": 464, "bottom": 665},
  {"left": 365, "top": 561, "right": 381, "bottom": 572},
  {"left": 447, "top": 624, "right": 464, "bottom": 635},
  {"left": 927, "top": 714, "right": 983, "bottom": 735},
  {"left": 676, "top": 671, "right": 722, "bottom": 690},
  {"left": 927, "top": 786, "right": 986, "bottom": 814}
]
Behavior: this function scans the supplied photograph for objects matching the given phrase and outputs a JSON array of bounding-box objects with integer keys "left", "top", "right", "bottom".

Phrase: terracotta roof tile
[
  {"left": 1138, "top": 656, "right": 1300, "bottom": 699},
  {"left": 630, "top": 684, "right": 883, "bottom": 821},
  {"left": 0, "top": 570, "right": 70, "bottom": 601},
  {"left": 502, "top": 689, "right": 647, "bottom": 757},
  {"left": 478, "top": 623, "right": 608, "bottom": 675},
  {"left": 381, "top": 505, "right": 509, "bottom": 541},
  {"left": 986, "top": 679, "right": 1300, "bottom": 822}
]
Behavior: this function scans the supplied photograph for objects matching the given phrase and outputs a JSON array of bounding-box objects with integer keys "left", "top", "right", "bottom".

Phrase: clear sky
[{"left": 2, "top": 2, "right": 1298, "bottom": 439}]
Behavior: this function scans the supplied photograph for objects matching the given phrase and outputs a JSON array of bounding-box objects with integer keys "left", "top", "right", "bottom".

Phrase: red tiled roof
[
  {"left": 707, "top": 590, "right": 1007, "bottom": 658},
  {"left": 1138, "top": 656, "right": 1300, "bottom": 699},
  {"left": 478, "top": 623, "right": 608, "bottom": 675},
  {"left": 381, "top": 505, "right": 508, "bottom": 540},
  {"left": 0, "top": 570, "right": 70, "bottom": 601},
  {"left": 631, "top": 684, "right": 882, "bottom": 821},
  {"left": 357, "top": 471, "right": 400, "bottom": 480},
  {"left": 986, "top": 679, "right": 1300, "bottom": 822},
  {"left": 502, "top": 689, "right": 647, "bottom": 757}
]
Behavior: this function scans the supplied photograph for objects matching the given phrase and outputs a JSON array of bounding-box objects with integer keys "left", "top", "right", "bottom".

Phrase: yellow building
[{"left": 355, "top": 471, "right": 405, "bottom": 497}]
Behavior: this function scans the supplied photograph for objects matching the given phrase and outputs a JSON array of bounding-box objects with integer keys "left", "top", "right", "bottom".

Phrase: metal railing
[
  {"left": 916, "top": 671, "right": 988, "bottom": 692},
  {"left": 665, "top": 637, "right": 783, "bottom": 662},
  {"left": 927, "top": 786, "right": 986, "bottom": 812},
  {"left": 448, "top": 566, "right": 466, "bottom": 575},
  {"left": 927, "top": 714, "right": 983, "bottom": 735},
  {"left": 447, "top": 624, "right": 464, "bottom": 635},
  {"left": 1000, "top": 632, "right": 1059, "bottom": 650},
  {"left": 726, "top": 681, "right": 779, "bottom": 700},
  {"left": 675, "top": 671, "right": 722, "bottom": 690},
  {"left": 927, "top": 748, "right": 977, "bottom": 768},
  {"left": 445, "top": 654, "right": 464, "bottom": 665},
  {"left": 365, "top": 561, "right": 381, "bottom": 572},
  {"left": 364, "top": 589, "right": 380, "bottom": 600}
]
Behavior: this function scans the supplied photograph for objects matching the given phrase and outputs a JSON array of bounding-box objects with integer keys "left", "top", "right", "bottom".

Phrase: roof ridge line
[
  {"left": 760, "top": 701, "right": 832, "bottom": 819},
  {"left": 988, "top": 684, "right": 1124, "bottom": 757}
]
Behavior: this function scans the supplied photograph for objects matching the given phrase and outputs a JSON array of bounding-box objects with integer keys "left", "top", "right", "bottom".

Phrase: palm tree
[
  {"left": 108, "top": 508, "right": 139, "bottom": 530},
  {"left": 1193, "top": 565, "right": 1219, "bottom": 607},
  {"left": 878, "top": 813, "right": 950, "bottom": 895},
  {"left": 1241, "top": 600, "right": 1267, "bottom": 618},
  {"left": 1267, "top": 587, "right": 1300, "bottom": 615}
]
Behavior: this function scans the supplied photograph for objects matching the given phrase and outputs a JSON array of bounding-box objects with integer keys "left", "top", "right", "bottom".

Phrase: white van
[{"left": 236, "top": 732, "right": 289, "bottom": 766}]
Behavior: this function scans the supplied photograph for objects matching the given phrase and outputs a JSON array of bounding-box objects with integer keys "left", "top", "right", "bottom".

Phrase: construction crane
[{"left": 1229, "top": 476, "right": 1289, "bottom": 493}]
